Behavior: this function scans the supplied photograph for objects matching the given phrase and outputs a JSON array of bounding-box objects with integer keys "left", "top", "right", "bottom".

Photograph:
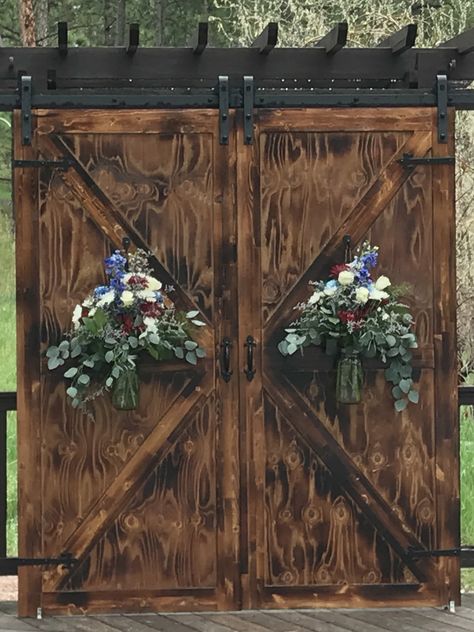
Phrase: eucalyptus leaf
[
  {"left": 70, "top": 346, "right": 82, "bottom": 358},
  {"left": 278, "top": 340, "right": 288, "bottom": 356},
  {"left": 47, "top": 357, "right": 62, "bottom": 370},
  {"left": 395, "top": 398, "right": 408, "bottom": 412},
  {"left": 83, "top": 358, "right": 94, "bottom": 368},
  {"left": 105, "top": 350, "right": 114, "bottom": 363},
  {"left": 186, "top": 350, "right": 197, "bottom": 365},
  {"left": 386, "top": 334, "right": 396, "bottom": 347},
  {"left": 106, "top": 377, "right": 113, "bottom": 388},
  {"left": 392, "top": 386, "right": 402, "bottom": 399},
  {"left": 46, "top": 346, "right": 59, "bottom": 358},
  {"left": 287, "top": 342, "right": 298, "bottom": 355},
  {"left": 111, "top": 366, "right": 121, "bottom": 379},
  {"left": 78, "top": 373, "right": 90, "bottom": 385},
  {"left": 191, "top": 319, "right": 206, "bottom": 327},
  {"left": 186, "top": 310, "right": 199, "bottom": 319},
  {"left": 149, "top": 333, "right": 160, "bottom": 345},
  {"left": 184, "top": 340, "right": 198, "bottom": 351},
  {"left": 175, "top": 347, "right": 185, "bottom": 359},
  {"left": 399, "top": 378, "right": 412, "bottom": 394},
  {"left": 64, "top": 367, "right": 78, "bottom": 378},
  {"left": 128, "top": 337, "right": 138, "bottom": 348},
  {"left": 196, "top": 348, "right": 206, "bottom": 358},
  {"left": 408, "top": 389, "right": 419, "bottom": 404},
  {"left": 105, "top": 336, "right": 117, "bottom": 346},
  {"left": 66, "top": 386, "right": 78, "bottom": 398},
  {"left": 58, "top": 340, "right": 70, "bottom": 351}
]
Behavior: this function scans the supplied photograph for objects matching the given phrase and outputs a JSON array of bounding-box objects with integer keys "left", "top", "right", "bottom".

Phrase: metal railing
[{"left": 0, "top": 387, "right": 472, "bottom": 574}]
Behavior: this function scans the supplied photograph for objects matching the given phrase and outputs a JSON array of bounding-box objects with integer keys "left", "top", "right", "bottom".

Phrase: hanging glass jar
[
  {"left": 336, "top": 352, "right": 363, "bottom": 404},
  {"left": 112, "top": 368, "right": 139, "bottom": 410}
]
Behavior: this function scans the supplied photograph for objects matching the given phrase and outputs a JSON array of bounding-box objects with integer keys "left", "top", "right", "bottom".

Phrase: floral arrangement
[
  {"left": 46, "top": 248, "right": 206, "bottom": 413},
  {"left": 278, "top": 242, "right": 419, "bottom": 411}
]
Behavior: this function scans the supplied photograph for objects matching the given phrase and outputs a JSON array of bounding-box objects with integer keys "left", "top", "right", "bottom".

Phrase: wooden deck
[{"left": 1, "top": 597, "right": 474, "bottom": 632}]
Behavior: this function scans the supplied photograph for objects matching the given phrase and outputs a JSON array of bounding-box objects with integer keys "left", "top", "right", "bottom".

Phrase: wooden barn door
[
  {"left": 15, "top": 110, "right": 240, "bottom": 615},
  {"left": 237, "top": 108, "right": 458, "bottom": 609}
]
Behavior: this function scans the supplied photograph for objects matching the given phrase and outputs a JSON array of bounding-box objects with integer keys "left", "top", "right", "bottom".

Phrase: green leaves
[
  {"left": 408, "top": 389, "right": 419, "bottom": 404},
  {"left": 186, "top": 310, "right": 199, "bottom": 319},
  {"left": 174, "top": 347, "right": 185, "bottom": 359},
  {"left": 64, "top": 367, "right": 78, "bottom": 379},
  {"left": 105, "top": 350, "right": 114, "bottom": 363},
  {"left": 395, "top": 398, "right": 408, "bottom": 412},
  {"left": 386, "top": 334, "right": 397, "bottom": 347}
]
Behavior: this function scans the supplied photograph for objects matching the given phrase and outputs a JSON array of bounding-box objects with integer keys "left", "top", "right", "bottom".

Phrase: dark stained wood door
[
  {"left": 15, "top": 110, "right": 240, "bottom": 615},
  {"left": 236, "top": 108, "right": 459, "bottom": 609}
]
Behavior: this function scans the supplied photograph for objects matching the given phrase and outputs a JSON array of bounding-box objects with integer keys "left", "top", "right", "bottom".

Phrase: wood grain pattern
[
  {"left": 18, "top": 109, "right": 240, "bottom": 613},
  {"left": 14, "top": 112, "right": 43, "bottom": 617},
  {"left": 247, "top": 108, "right": 456, "bottom": 609}
]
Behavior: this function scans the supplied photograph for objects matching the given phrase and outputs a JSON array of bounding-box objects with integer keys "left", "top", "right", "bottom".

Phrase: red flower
[
  {"left": 140, "top": 302, "right": 163, "bottom": 318},
  {"left": 119, "top": 314, "right": 134, "bottom": 334},
  {"left": 127, "top": 275, "right": 148, "bottom": 288},
  {"left": 338, "top": 310, "right": 357, "bottom": 323},
  {"left": 81, "top": 307, "right": 90, "bottom": 318},
  {"left": 330, "top": 263, "right": 349, "bottom": 278}
]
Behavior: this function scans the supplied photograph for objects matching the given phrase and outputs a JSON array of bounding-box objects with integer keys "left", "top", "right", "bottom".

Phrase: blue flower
[
  {"left": 326, "top": 279, "right": 338, "bottom": 289},
  {"left": 94, "top": 285, "right": 110, "bottom": 297},
  {"left": 361, "top": 250, "right": 378, "bottom": 269},
  {"left": 155, "top": 291, "right": 164, "bottom": 304},
  {"left": 104, "top": 251, "right": 127, "bottom": 278}
]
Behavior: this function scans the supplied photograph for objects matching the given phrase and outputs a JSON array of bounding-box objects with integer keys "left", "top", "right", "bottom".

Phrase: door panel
[
  {"left": 15, "top": 110, "right": 240, "bottom": 615},
  {"left": 237, "top": 108, "right": 458, "bottom": 609}
]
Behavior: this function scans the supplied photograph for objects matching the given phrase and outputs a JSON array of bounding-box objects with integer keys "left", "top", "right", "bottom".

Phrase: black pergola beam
[
  {"left": 440, "top": 27, "right": 474, "bottom": 55},
  {"left": 377, "top": 24, "right": 417, "bottom": 55},
  {"left": 191, "top": 22, "right": 208, "bottom": 55},
  {"left": 314, "top": 22, "right": 348, "bottom": 55},
  {"left": 1, "top": 47, "right": 474, "bottom": 89},
  {"left": 126, "top": 23, "right": 139, "bottom": 56},
  {"left": 58, "top": 22, "right": 68, "bottom": 57},
  {"left": 251, "top": 22, "right": 278, "bottom": 54}
]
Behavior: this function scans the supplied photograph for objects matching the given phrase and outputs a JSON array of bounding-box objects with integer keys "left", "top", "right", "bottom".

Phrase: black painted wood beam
[
  {"left": 191, "top": 22, "right": 208, "bottom": 55},
  {"left": 314, "top": 22, "right": 348, "bottom": 55},
  {"left": 377, "top": 24, "right": 417, "bottom": 55},
  {"left": 251, "top": 22, "right": 278, "bottom": 55},
  {"left": 126, "top": 23, "right": 139, "bottom": 56},
  {"left": 439, "top": 27, "right": 474, "bottom": 55},
  {"left": 58, "top": 22, "right": 68, "bottom": 57}
]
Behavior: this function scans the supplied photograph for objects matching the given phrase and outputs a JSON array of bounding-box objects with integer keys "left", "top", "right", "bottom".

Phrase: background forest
[{"left": 0, "top": 0, "right": 473, "bottom": 589}]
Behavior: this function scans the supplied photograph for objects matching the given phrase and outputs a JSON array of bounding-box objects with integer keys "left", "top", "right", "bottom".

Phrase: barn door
[
  {"left": 237, "top": 108, "right": 459, "bottom": 608},
  {"left": 15, "top": 110, "right": 240, "bottom": 615}
]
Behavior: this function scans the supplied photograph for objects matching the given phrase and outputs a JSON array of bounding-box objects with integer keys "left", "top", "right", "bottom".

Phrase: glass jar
[
  {"left": 111, "top": 368, "right": 139, "bottom": 410},
  {"left": 336, "top": 352, "right": 363, "bottom": 404}
]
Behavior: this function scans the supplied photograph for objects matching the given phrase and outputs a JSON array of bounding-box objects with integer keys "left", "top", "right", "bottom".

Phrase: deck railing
[{"left": 0, "top": 387, "right": 472, "bottom": 574}]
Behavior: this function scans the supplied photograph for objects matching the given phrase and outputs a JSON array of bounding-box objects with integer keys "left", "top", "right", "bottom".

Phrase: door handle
[
  {"left": 220, "top": 337, "right": 232, "bottom": 382},
  {"left": 244, "top": 336, "right": 256, "bottom": 382}
]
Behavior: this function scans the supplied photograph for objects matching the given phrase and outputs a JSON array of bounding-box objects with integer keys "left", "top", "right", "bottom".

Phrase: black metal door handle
[
  {"left": 220, "top": 338, "right": 232, "bottom": 382},
  {"left": 244, "top": 336, "right": 256, "bottom": 381}
]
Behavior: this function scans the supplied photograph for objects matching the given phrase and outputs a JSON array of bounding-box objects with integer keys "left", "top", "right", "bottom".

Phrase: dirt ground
[{"left": 0, "top": 576, "right": 17, "bottom": 600}]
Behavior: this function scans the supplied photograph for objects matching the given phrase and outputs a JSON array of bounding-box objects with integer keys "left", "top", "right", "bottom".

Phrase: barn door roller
[
  {"left": 436, "top": 74, "right": 448, "bottom": 143},
  {"left": 20, "top": 75, "right": 32, "bottom": 146},
  {"left": 243, "top": 75, "right": 254, "bottom": 144},
  {"left": 218, "top": 75, "right": 229, "bottom": 145}
]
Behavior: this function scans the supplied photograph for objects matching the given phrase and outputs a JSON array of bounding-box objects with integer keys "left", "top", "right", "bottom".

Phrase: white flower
[
  {"left": 121, "top": 290, "right": 134, "bottom": 306},
  {"left": 375, "top": 275, "right": 391, "bottom": 290},
  {"left": 88, "top": 307, "right": 97, "bottom": 317},
  {"left": 137, "top": 289, "right": 157, "bottom": 302},
  {"left": 143, "top": 316, "right": 157, "bottom": 332},
  {"left": 369, "top": 288, "right": 389, "bottom": 301},
  {"left": 381, "top": 312, "right": 390, "bottom": 321},
  {"left": 308, "top": 291, "right": 322, "bottom": 305},
  {"left": 145, "top": 275, "right": 162, "bottom": 291},
  {"left": 355, "top": 287, "right": 370, "bottom": 304},
  {"left": 97, "top": 290, "right": 115, "bottom": 307},
  {"left": 72, "top": 304, "right": 82, "bottom": 329},
  {"left": 82, "top": 297, "right": 94, "bottom": 308},
  {"left": 338, "top": 270, "right": 355, "bottom": 286},
  {"left": 123, "top": 273, "right": 133, "bottom": 283},
  {"left": 324, "top": 286, "right": 337, "bottom": 296}
]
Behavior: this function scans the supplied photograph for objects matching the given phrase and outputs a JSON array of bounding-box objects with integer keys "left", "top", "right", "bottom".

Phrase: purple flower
[
  {"left": 361, "top": 250, "right": 378, "bottom": 269},
  {"left": 104, "top": 251, "right": 127, "bottom": 278},
  {"left": 94, "top": 285, "right": 110, "bottom": 297}
]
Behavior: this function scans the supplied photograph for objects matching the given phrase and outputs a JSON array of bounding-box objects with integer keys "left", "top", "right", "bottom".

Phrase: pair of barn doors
[{"left": 15, "top": 107, "right": 458, "bottom": 616}]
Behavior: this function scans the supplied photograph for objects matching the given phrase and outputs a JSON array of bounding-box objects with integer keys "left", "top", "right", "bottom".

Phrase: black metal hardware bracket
[
  {"left": 218, "top": 75, "right": 229, "bottom": 145},
  {"left": 126, "top": 23, "right": 139, "bottom": 56},
  {"left": 437, "top": 74, "right": 448, "bottom": 143},
  {"left": 58, "top": 22, "right": 68, "bottom": 57},
  {"left": 398, "top": 153, "right": 455, "bottom": 168},
  {"left": 243, "top": 75, "right": 254, "bottom": 145},
  {"left": 408, "top": 546, "right": 474, "bottom": 559},
  {"left": 0, "top": 552, "right": 77, "bottom": 574},
  {"left": 20, "top": 75, "right": 32, "bottom": 146},
  {"left": 12, "top": 158, "right": 73, "bottom": 170}
]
